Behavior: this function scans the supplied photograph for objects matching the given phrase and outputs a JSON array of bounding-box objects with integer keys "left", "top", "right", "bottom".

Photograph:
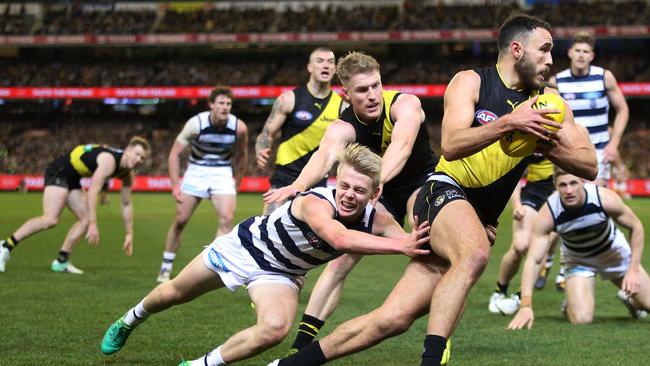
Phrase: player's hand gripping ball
[{"left": 500, "top": 93, "right": 566, "bottom": 157}]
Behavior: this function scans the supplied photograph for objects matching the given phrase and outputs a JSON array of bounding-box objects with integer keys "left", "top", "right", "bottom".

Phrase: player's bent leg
[
  {"left": 217, "top": 283, "right": 298, "bottom": 363},
  {"left": 325, "top": 255, "right": 446, "bottom": 359},
  {"left": 612, "top": 266, "right": 650, "bottom": 318},
  {"left": 12, "top": 185, "right": 68, "bottom": 242},
  {"left": 53, "top": 190, "right": 89, "bottom": 273},
  {"left": 210, "top": 193, "right": 236, "bottom": 237},
  {"left": 102, "top": 254, "right": 224, "bottom": 355},
  {"left": 565, "top": 274, "right": 596, "bottom": 324}
]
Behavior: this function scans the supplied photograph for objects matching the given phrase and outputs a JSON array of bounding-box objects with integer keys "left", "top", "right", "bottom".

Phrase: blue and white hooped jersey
[
  {"left": 555, "top": 66, "right": 610, "bottom": 150},
  {"left": 547, "top": 183, "right": 620, "bottom": 258},
  {"left": 234, "top": 186, "right": 375, "bottom": 276},
  {"left": 189, "top": 111, "right": 238, "bottom": 167}
]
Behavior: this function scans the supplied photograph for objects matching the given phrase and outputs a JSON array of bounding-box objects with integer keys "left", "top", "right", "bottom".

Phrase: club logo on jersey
[
  {"left": 305, "top": 230, "right": 327, "bottom": 250},
  {"left": 475, "top": 110, "right": 498, "bottom": 125},
  {"left": 295, "top": 110, "right": 313, "bottom": 121}
]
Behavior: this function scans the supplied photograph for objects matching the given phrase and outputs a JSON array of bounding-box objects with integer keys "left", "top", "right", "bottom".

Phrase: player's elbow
[{"left": 441, "top": 142, "right": 461, "bottom": 161}]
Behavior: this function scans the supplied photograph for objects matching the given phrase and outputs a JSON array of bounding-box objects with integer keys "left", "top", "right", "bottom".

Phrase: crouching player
[
  {"left": 508, "top": 167, "right": 649, "bottom": 330},
  {"left": 100, "top": 144, "right": 430, "bottom": 365}
]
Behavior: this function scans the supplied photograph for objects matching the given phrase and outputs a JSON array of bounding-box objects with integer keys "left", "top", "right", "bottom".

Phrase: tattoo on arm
[{"left": 255, "top": 99, "right": 281, "bottom": 152}]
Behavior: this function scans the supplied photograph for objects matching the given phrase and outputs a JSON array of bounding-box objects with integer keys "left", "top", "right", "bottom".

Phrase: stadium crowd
[
  {"left": 2, "top": 51, "right": 648, "bottom": 86},
  {"left": 1, "top": 106, "right": 649, "bottom": 179},
  {"left": 1, "top": 1, "right": 649, "bottom": 35}
]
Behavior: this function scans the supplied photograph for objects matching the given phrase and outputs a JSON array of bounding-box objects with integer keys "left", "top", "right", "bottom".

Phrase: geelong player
[
  {"left": 508, "top": 168, "right": 649, "bottom": 329},
  {"left": 100, "top": 144, "right": 431, "bottom": 366},
  {"left": 0, "top": 137, "right": 150, "bottom": 273},
  {"left": 156, "top": 86, "right": 249, "bottom": 283}
]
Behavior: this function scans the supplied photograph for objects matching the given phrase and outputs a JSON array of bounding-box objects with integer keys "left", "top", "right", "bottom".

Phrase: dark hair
[
  {"left": 498, "top": 13, "right": 551, "bottom": 52},
  {"left": 208, "top": 85, "right": 233, "bottom": 104}
]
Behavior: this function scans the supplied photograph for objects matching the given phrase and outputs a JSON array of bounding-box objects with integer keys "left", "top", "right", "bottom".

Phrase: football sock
[
  {"left": 57, "top": 251, "right": 70, "bottom": 263},
  {"left": 3, "top": 236, "right": 19, "bottom": 251},
  {"left": 545, "top": 254, "right": 555, "bottom": 268},
  {"left": 193, "top": 345, "right": 226, "bottom": 366},
  {"left": 279, "top": 341, "right": 327, "bottom": 366},
  {"left": 496, "top": 282, "right": 508, "bottom": 295},
  {"left": 291, "top": 314, "right": 325, "bottom": 350},
  {"left": 420, "top": 335, "right": 447, "bottom": 366},
  {"left": 124, "top": 300, "right": 150, "bottom": 327},
  {"left": 161, "top": 251, "right": 176, "bottom": 271}
]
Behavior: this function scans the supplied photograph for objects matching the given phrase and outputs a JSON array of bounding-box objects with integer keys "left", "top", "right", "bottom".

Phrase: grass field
[{"left": 0, "top": 191, "right": 649, "bottom": 365}]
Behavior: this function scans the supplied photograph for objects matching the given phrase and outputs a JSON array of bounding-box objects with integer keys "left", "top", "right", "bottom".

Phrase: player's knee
[
  {"left": 41, "top": 215, "right": 59, "bottom": 229},
  {"left": 256, "top": 317, "right": 291, "bottom": 346},
  {"left": 158, "top": 282, "right": 186, "bottom": 305},
  {"left": 462, "top": 246, "right": 490, "bottom": 280},
  {"left": 512, "top": 241, "right": 529, "bottom": 258},
  {"left": 569, "top": 312, "right": 593, "bottom": 325},
  {"left": 220, "top": 211, "right": 235, "bottom": 226},
  {"left": 173, "top": 215, "right": 191, "bottom": 229},
  {"left": 325, "top": 256, "right": 357, "bottom": 278},
  {"left": 374, "top": 308, "right": 416, "bottom": 336}
]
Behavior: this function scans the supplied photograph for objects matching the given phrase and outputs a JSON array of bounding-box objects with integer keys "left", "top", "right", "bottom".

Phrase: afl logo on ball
[
  {"left": 295, "top": 111, "right": 313, "bottom": 121},
  {"left": 475, "top": 110, "right": 498, "bottom": 125}
]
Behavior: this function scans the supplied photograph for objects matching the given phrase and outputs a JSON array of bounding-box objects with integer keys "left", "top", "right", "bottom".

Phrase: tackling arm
[
  {"left": 234, "top": 120, "right": 249, "bottom": 188},
  {"left": 86, "top": 153, "right": 116, "bottom": 245},
  {"left": 255, "top": 91, "right": 294, "bottom": 169},
  {"left": 119, "top": 171, "right": 134, "bottom": 256}
]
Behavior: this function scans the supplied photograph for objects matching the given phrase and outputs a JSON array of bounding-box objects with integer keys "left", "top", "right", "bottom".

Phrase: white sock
[
  {"left": 161, "top": 251, "right": 176, "bottom": 271},
  {"left": 191, "top": 345, "right": 226, "bottom": 366},
  {"left": 123, "top": 300, "right": 150, "bottom": 327}
]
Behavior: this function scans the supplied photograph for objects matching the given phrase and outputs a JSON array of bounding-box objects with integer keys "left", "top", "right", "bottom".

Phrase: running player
[
  {"left": 156, "top": 86, "right": 248, "bottom": 283},
  {"left": 508, "top": 168, "right": 649, "bottom": 329},
  {"left": 0, "top": 137, "right": 150, "bottom": 274},
  {"left": 256, "top": 47, "right": 342, "bottom": 214},
  {"left": 100, "top": 144, "right": 431, "bottom": 366}
]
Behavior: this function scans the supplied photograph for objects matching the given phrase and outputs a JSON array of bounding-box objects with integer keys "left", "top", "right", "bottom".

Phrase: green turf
[{"left": 0, "top": 192, "right": 649, "bottom": 365}]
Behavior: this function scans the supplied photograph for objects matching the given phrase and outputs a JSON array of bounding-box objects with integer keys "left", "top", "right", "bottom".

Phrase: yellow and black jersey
[
  {"left": 432, "top": 66, "right": 544, "bottom": 225},
  {"left": 339, "top": 90, "right": 437, "bottom": 190},
  {"left": 526, "top": 157, "right": 553, "bottom": 182},
  {"left": 69, "top": 144, "right": 129, "bottom": 178},
  {"left": 270, "top": 85, "right": 342, "bottom": 187}
]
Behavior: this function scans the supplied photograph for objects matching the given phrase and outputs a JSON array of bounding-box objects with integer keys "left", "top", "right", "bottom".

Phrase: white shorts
[
  {"left": 595, "top": 149, "right": 611, "bottom": 181},
  {"left": 181, "top": 164, "right": 236, "bottom": 198},
  {"left": 561, "top": 232, "right": 630, "bottom": 281},
  {"left": 201, "top": 230, "right": 304, "bottom": 292}
]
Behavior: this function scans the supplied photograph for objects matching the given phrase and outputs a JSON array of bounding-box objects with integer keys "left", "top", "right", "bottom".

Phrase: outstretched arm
[
  {"left": 293, "top": 195, "right": 430, "bottom": 257},
  {"left": 263, "top": 121, "right": 355, "bottom": 204},
  {"left": 86, "top": 152, "right": 116, "bottom": 245},
  {"left": 601, "top": 187, "right": 644, "bottom": 294},
  {"left": 119, "top": 172, "right": 134, "bottom": 256},
  {"left": 508, "top": 204, "right": 555, "bottom": 330},
  {"left": 255, "top": 91, "right": 294, "bottom": 169}
]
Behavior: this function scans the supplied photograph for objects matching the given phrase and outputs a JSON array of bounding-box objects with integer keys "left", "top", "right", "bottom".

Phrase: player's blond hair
[
  {"left": 571, "top": 31, "right": 595, "bottom": 49},
  {"left": 552, "top": 166, "right": 570, "bottom": 183},
  {"left": 337, "top": 143, "right": 382, "bottom": 189},
  {"left": 336, "top": 52, "right": 380, "bottom": 86},
  {"left": 128, "top": 135, "right": 151, "bottom": 155}
]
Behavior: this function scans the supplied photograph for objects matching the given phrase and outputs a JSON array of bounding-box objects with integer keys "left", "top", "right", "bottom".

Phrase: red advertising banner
[
  {"left": 2, "top": 175, "right": 650, "bottom": 197},
  {"left": 0, "top": 26, "right": 648, "bottom": 46},
  {"left": 0, "top": 175, "right": 271, "bottom": 193},
  {"left": 0, "top": 83, "right": 647, "bottom": 100}
]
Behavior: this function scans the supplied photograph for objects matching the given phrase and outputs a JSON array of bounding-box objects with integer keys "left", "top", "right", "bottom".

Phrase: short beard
[{"left": 514, "top": 53, "right": 541, "bottom": 90}]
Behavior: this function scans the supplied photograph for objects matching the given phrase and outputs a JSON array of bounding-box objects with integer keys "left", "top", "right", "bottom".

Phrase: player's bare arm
[
  {"left": 507, "top": 203, "right": 555, "bottom": 330},
  {"left": 168, "top": 140, "right": 187, "bottom": 203},
  {"left": 263, "top": 120, "right": 355, "bottom": 203},
  {"left": 293, "top": 194, "right": 430, "bottom": 257},
  {"left": 120, "top": 171, "right": 134, "bottom": 256},
  {"left": 255, "top": 91, "right": 294, "bottom": 169},
  {"left": 441, "top": 71, "right": 560, "bottom": 161},
  {"left": 539, "top": 91, "right": 598, "bottom": 180},
  {"left": 600, "top": 186, "right": 645, "bottom": 294},
  {"left": 603, "top": 70, "right": 629, "bottom": 162},
  {"left": 380, "top": 93, "right": 423, "bottom": 186},
  {"left": 234, "top": 120, "right": 249, "bottom": 188},
  {"left": 86, "top": 152, "right": 116, "bottom": 245}
]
